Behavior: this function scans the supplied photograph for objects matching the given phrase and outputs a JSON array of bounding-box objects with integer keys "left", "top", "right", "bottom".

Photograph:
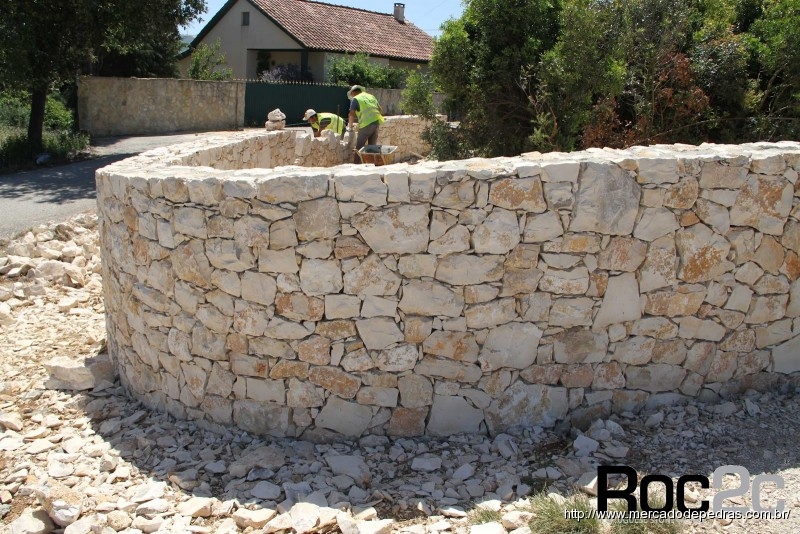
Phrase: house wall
[
  {"left": 96, "top": 137, "right": 800, "bottom": 441},
  {"left": 199, "top": 0, "right": 303, "bottom": 78}
]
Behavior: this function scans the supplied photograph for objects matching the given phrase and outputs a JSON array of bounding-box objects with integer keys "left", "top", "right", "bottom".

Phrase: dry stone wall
[{"left": 96, "top": 135, "right": 800, "bottom": 441}]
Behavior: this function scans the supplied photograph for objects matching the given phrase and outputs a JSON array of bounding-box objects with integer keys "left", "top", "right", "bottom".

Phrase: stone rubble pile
[{"left": 2, "top": 214, "right": 799, "bottom": 534}]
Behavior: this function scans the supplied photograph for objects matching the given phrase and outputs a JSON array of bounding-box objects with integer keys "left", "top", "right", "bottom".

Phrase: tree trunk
[{"left": 28, "top": 86, "right": 47, "bottom": 151}]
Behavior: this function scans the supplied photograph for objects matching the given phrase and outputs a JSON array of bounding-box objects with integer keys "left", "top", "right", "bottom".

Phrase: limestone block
[
  {"left": 356, "top": 317, "right": 404, "bottom": 350},
  {"left": 334, "top": 235, "right": 370, "bottom": 259},
  {"left": 465, "top": 298, "right": 517, "bottom": 329},
  {"left": 335, "top": 171, "right": 387, "bottom": 206},
  {"left": 485, "top": 382, "right": 568, "bottom": 434},
  {"left": 315, "top": 396, "right": 372, "bottom": 437},
  {"left": 645, "top": 285, "right": 706, "bottom": 316},
  {"left": 730, "top": 175, "right": 793, "bottom": 235},
  {"left": 398, "top": 279, "right": 464, "bottom": 317},
  {"left": 625, "top": 364, "right": 686, "bottom": 392},
  {"left": 678, "top": 317, "right": 726, "bottom": 341},
  {"left": 422, "top": 331, "right": 479, "bottom": 362},
  {"left": 613, "top": 336, "right": 656, "bottom": 365},
  {"left": 375, "top": 344, "right": 419, "bottom": 372},
  {"left": 293, "top": 198, "right": 341, "bottom": 241},
  {"left": 675, "top": 223, "right": 733, "bottom": 283},
  {"left": 275, "top": 292, "right": 324, "bottom": 322},
  {"left": 552, "top": 328, "right": 608, "bottom": 364},
  {"left": 398, "top": 374, "right": 433, "bottom": 408},
  {"left": 570, "top": 162, "right": 641, "bottom": 235},
  {"left": 699, "top": 161, "right": 748, "bottom": 189},
  {"left": 233, "top": 302, "right": 270, "bottom": 336},
  {"left": 636, "top": 157, "right": 679, "bottom": 184},
  {"left": 593, "top": 273, "right": 641, "bottom": 328},
  {"left": 538, "top": 266, "right": 590, "bottom": 295},
  {"left": 357, "top": 387, "right": 399, "bottom": 407},
  {"left": 435, "top": 254, "right": 504, "bottom": 286},
  {"left": 257, "top": 173, "right": 329, "bottom": 204},
  {"left": 323, "top": 294, "right": 361, "bottom": 319},
  {"left": 433, "top": 181, "right": 476, "bottom": 210},
  {"left": 427, "top": 395, "right": 483, "bottom": 436},
  {"left": 287, "top": 378, "right": 323, "bottom": 408},
  {"left": 389, "top": 407, "right": 429, "bottom": 436},
  {"left": 489, "top": 177, "right": 547, "bottom": 212},
  {"left": 414, "top": 356, "right": 482, "bottom": 383},
  {"left": 428, "top": 225, "right": 471, "bottom": 255},
  {"left": 745, "top": 295, "right": 788, "bottom": 324},
  {"left": 478, "top": 322, "right": 542, "bottom": 371},
  {"left": 695, "top": 199, "right": 730, "bottom": 235},
  {"left": 351, "top": 204, "right": 430, "bottom": 254},
  {"left": 265, "top": 317, "right": 315, "bottom": 339},
  {"left": 547, "top": 298, "right": 594, "bottom": 328},
  {"left": 233, "top": 400, "right": 291, "bottom": 437},
  {"left": 522, "top": 211, "right": 564, "bottom": 242},
  {"left": 598, "top": 237, "right": 647, "bottom": 271},
  {"left": 772, "top": 335, "right": 800, "bottom": 373},
  {"left": 630, "top": 317, "right": 678, "bottom": 339},
  {"left": 593, "top": 362, "right": 625, "bottom": 389},
  {"left": 473, "top": 208, "right": 521, "bottom": 254},
  {"left": 343, "top": 255, "right": 401, "bottom": 296},
  {"left": 299, "top": 259, "right": 343, "bottom": 296}
]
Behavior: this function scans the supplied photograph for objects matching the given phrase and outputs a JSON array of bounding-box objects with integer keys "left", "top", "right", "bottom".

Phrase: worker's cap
[
  {"left": 302, "top": 109, "right": 317, "bottom": 120},
  {"left": 347, "top": 85, "right": 364, "bottom": 99}
]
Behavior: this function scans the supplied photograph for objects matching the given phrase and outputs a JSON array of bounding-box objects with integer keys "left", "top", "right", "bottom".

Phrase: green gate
[{"left": 244, "top": 81, "right": 351, "bottom": 128}]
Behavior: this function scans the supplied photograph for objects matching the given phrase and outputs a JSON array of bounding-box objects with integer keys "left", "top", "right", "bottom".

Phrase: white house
[{"left": 180, "top": 0, "right": 433, "bottom": 80}]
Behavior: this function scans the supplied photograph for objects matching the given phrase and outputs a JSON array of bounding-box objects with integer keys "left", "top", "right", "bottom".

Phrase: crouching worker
[{"left": 303, "top": 109, "right": 345, "bottom": 138}]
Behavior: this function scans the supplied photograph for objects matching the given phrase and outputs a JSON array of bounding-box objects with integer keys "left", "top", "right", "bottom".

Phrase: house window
[{"left": 242, "top": 12, "right": 250, "bottom": 26}]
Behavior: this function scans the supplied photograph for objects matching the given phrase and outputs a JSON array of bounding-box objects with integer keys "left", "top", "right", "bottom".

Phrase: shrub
[
  {"left": 326, "top": 53, "right": 408, "bottom": 89},
  {"left": 0, "top": 91, "right": 75, "bottom": 131},
  {"left": 0, "top": 92, "right": 30, "bottom": 128},
  {"left": 188, "top": 39, "right": 233, "bottom": 81},
  {"left": 0, "top": 128, "right": 89, "bottom": 171}
]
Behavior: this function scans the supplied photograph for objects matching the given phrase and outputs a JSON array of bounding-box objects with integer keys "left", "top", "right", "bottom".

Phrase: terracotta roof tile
[{"left": 251, "top": 0, "right": 433, "bottom": 62}]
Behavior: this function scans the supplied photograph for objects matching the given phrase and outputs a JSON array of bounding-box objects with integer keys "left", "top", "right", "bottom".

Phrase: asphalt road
[{"left": 0, "top": 132, "right": 217, "bottom": 240}]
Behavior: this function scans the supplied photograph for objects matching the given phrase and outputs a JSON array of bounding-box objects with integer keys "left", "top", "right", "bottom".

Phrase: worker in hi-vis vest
[
  {"left": 346, "top": 85, "right": 384, "bottom": 163},
  {"left": 302, "top": 109, "right": 345, "bottom": 138}
]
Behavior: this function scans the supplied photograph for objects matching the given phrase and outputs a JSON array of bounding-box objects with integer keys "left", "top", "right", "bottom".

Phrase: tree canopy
[
  {"left": 0, "top": 0, "right": 205, "bottom": 147},
  {"left": 429, "top": 0, "right": 800, "bottom": 157}
]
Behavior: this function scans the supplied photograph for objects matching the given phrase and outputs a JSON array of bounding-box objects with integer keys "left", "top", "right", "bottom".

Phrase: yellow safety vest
[
  {"left": 311, "top": 112, "right": 345, "bottom": 135},
  {"left": 354, "top": 93, "right": 384, "bottom": 128}
]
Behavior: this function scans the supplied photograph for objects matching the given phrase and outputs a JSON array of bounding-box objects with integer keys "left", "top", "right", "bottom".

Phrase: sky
[{"left": 181, "top": 0, "right": 464, "bottom": 38}]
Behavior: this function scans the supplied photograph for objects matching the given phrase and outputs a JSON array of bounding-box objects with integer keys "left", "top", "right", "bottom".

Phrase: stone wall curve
[{"left": 96, "top": 132, "right": 800, "bottom": 441}]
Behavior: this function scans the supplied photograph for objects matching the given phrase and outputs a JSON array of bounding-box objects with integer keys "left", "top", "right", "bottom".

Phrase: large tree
[
  {"left": 0, "top": 0, "right": 204, "bottom": 148},
  {"left": 431, "top": 0, "right": 561, "bottom": 157}
]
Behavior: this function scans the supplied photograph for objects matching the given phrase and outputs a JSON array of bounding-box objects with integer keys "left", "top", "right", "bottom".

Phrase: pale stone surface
[
  {"left": 570, "top": 162, "right": 641, "bottom": 235},
  {"left": 427, "top": 395, "right": 483, "bottom": 436},
  {"left": 594, "top": 273, "right": 641, "bottom": 329},
  {"left": 93, "top": 135, "right": 800, "bottom": 443}
]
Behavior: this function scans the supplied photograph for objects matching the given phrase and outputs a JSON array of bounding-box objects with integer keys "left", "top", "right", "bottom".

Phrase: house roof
[{"left": 194, "top": 0, "right": 433, "bottom": 63}]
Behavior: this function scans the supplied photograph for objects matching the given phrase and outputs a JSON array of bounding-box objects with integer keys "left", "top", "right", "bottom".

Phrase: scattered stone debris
[{"left": 1, "top": 212, "right": 799, "bottom": 533}]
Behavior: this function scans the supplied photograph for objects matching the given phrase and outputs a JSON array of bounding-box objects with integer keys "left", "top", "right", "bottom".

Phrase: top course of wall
[{"left": 96, "top": 130, "right": 800, "bottom": 441}]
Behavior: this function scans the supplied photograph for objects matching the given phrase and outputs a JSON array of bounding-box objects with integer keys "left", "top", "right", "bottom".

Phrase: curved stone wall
[{"left": 96, "top": 134, "right": 800, "bottom": 441}]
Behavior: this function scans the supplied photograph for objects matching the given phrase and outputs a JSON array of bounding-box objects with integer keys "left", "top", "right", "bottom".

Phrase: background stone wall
[
  {"left": 154, "top": 116, "right": 432, "bottom": 169},
  {"left": 96, "top": 135, "right": 800, "bottom": 441},
  {"left": 78, "top": 77, "right": 247, "bottom": 136}
]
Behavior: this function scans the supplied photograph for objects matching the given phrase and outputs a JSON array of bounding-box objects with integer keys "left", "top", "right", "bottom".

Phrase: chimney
[{"left": 393, "top": 3, "right": 405, "bottom": 23}]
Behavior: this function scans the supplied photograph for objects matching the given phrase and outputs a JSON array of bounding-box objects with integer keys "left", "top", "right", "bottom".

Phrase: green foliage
[
  {"left": 0, "top": 128, "right": 89, "bottom": 172},
  {"left": 0, "top": 92, "right": 30, "bottom": 128},
  {"left": 188, "top": 39, "right": 233, "bottom": 80},
  {"left": 466, "top": 507, "right": 502, "bottom": 525},
  {"left": 0, "top": 0, "right": 205, "bottom": 147},
  {"left": 525, "top": 492, "right": 601, "bottom": 534},
  {"left": 399, "top": 70, "right": 435, "bottom": 117},
  {"left": 44, "top": 95, "right": 75, "bottom": 131},
  {"left": 427, "top": 0, "right": 800, "bottom": 159},
  {"left": 0, "top": 91, "right": 75, "bottom": 131},
  {"left": 430, "top": 0, "right": 561, "bottom": 157},
  {"left": 326, "top": 54, "right": 408, "bottom": 89}
]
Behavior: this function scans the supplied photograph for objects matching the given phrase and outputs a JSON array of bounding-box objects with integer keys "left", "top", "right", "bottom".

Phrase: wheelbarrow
[{"left": 357, "top": 144, "right": 398, "bottom": 166}]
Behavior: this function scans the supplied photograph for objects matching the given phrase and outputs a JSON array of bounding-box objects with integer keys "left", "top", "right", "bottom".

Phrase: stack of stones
[{"left": 95, "top": 136, "right": 800, "bottom": 442}]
